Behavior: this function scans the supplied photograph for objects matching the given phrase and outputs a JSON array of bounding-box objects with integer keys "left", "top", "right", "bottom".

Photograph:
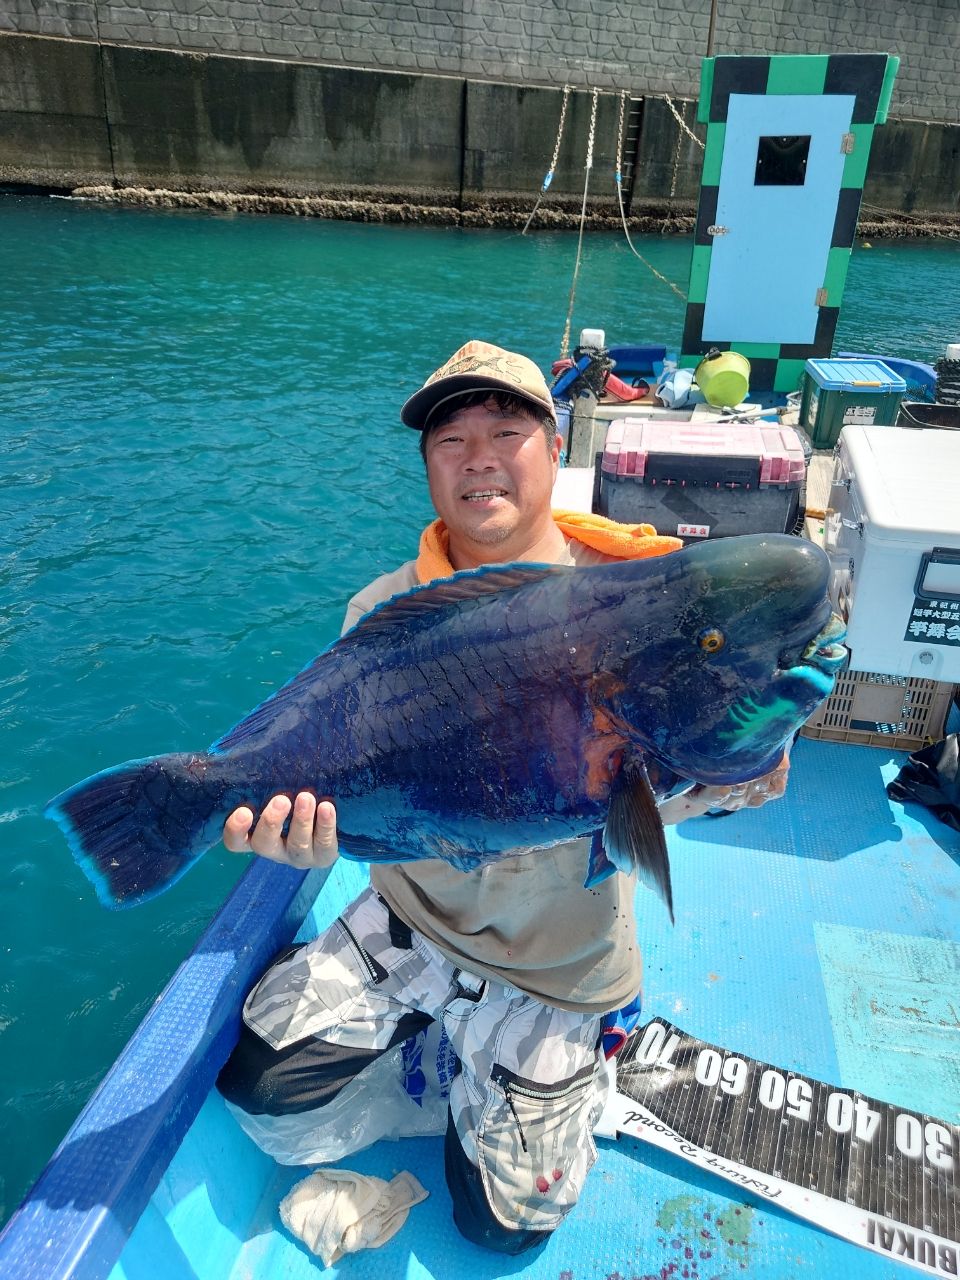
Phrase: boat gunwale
[{"left": 0, "top": 860, "right": 325, "bottom": 1280}]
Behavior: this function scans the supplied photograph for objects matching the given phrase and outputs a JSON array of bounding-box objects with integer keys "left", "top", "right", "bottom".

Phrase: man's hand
[
  {"left": 222, "top": 793, "right": 340, "bottom": 869},
  {"left": 660, "top": 753, "right": 791, "bottom": 824},
  {"left": 698, "top": 751, "right": 791, "bottom": 812}
]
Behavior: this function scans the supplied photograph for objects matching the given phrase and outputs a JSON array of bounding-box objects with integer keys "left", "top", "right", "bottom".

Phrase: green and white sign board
[{"left": 681, "top": 54, "right": 899, "bottom": 392}]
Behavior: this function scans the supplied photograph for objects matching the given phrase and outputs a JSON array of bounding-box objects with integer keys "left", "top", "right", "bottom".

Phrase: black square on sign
[{"left": 755, "top": 135, "right": 811, "bottom": 186}]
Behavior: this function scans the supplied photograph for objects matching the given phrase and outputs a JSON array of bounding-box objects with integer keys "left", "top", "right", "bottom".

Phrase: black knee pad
[
  {"left": 216, "top": 1022, "right": 384, "bottom": 1116},
  {"left": 217, "top": 1008, "right": 434, "bottom": 1116}
]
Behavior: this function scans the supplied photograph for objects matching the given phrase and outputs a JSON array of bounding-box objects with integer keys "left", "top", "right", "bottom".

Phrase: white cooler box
[{"left": 823, "top": 424, "right": 960, "bottom": 681}]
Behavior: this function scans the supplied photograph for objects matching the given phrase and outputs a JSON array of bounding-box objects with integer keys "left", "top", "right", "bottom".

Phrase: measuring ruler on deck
[{"left": 610, "top": 1020, "right": 959, "bottom": 1275}]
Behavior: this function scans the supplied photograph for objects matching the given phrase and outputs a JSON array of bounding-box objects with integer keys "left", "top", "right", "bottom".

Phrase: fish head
[{"left": 606, "top": 534, "right": 847, "bottom": 786}]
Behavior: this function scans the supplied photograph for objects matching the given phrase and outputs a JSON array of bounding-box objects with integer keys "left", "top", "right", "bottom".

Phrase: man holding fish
[{"left": 215, "top": 342, "right": 792, "bottom": 1255}]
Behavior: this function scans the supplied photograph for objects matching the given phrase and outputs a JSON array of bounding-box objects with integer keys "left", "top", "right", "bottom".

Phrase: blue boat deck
[
  {"left": 113, "top": 732, "right": 960, "bottom": 1279},
  {"left": 2, "top": 729, "right": 958, "bottom": 1279}
]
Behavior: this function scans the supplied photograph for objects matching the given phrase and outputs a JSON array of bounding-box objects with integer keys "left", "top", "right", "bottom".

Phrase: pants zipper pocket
[
  {"left": 503, "top": 1084, "right": 529, "bottom": 1152},
  {"left": 491, "top": 1061, "right": 597, "bottom": 1156},
  {"left": 491, "top": 1061, "right": 596, "bottom": 1102},
  {"left": 337, "top": 916, "right": 388, "bottom": 984}
]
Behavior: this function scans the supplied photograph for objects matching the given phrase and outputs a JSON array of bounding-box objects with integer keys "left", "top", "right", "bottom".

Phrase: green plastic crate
[{"left": 800, "top": 358, "right": 906, "bottom": 449}]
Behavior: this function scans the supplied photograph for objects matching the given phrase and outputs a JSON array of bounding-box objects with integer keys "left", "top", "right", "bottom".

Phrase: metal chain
[
  {"left": 585, "top": 86, "right": 597, "bottom": 170},
  {"left": 615, "top": 89, "right": 627, "bottom": 173},
  {"left": 550, "top": 86, "right": 571, "bottom": 176},
  {"left": 661, "top": 94, "right": 705, "bottom": 150},
  {"left": 668, "top": 112, "right": 684, "bottom": 199},
  {"left": 560, "top": 88, "right": 599, "bottom": 357},
  {"left": 522, "top": 85, "right": 572, "bottom": 235}
]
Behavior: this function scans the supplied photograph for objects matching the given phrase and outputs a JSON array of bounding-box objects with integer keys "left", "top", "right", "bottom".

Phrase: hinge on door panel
[
  {"left": 815, "top": 287, "right": 828, "bottom": 307},
  {"left": 840, "top": 133, "right": 855, "bottom": 154}
]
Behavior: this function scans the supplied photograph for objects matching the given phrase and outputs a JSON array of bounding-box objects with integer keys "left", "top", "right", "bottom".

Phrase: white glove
[{"left": 279, "top": 1166, "right": 429, "bottom": 1267}]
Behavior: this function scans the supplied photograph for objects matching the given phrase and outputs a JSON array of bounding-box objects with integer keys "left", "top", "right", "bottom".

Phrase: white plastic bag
[
  {"left": 654, "top": 366, "right": 695, "bottom": 408},
  {"left": 227, "top": 1023, "right": 458, "bottom": 1166}
]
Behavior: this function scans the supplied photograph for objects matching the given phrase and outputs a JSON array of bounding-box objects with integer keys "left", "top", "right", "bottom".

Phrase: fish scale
[{"left": 45, "top": 538, "right": 846, "bottom": 908}]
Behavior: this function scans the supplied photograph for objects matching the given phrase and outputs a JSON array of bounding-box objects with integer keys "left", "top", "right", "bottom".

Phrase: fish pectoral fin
[{"left": 598, "top": 756, "right": 675, "bottom": 924}]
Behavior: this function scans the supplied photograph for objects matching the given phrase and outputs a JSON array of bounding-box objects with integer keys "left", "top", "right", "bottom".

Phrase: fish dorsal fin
[
  {"left": 344, "top": 562, "right": 571, "bottom": 641},
  {"left": 210, "top": 561, "right": 568, "bottom": 753},
  {"left": 601, "top": 755, "right": 675, "bottom": 924}
]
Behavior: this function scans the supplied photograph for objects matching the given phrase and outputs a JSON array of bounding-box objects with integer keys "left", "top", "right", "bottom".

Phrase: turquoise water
[{"left": 0, "top": 193, "right": 958, "bottom": 1224}]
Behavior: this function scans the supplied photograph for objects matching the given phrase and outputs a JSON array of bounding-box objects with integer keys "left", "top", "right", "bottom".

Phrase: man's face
[{"left": 423, "top": 399, "right": 561, "bottom": 561}]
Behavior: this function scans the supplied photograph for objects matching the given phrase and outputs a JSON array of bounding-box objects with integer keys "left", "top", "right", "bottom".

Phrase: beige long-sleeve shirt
[{"left": 341, "top": 540, "right": 643, "bottom": 1015}]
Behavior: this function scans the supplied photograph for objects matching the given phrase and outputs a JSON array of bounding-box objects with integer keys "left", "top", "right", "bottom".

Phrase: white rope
[
  {"left": 522, "top": 86, "right": 571, "bottom": 235},
  {"left": 661, "top": 94, "right": 705, "bottom": 150},
  {"left": 560, "top": 89, "right": 599, "bottom": 357},
  {"left": 614, "top": 90, "right": 687, "bottom": 302},
  {"left": 861, "top": 200, "right": 943, "bottom": 221}
]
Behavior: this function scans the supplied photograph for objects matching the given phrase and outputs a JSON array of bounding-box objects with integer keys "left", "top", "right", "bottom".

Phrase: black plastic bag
[{"left": 886, "top": 734, "right": 960, "bottom": 833}]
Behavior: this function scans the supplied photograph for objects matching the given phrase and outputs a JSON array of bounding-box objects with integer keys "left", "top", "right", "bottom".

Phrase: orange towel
[{"left": 416, "top": 511, "right": 681, "bottom": 583}]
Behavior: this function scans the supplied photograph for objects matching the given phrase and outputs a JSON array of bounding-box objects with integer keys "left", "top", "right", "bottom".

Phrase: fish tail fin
[
  {"left": 591, "top": 757, "right": 674, "bottom": 924},
  {"left": 45, "top": 752, "right": 225, "bottom": 909}
]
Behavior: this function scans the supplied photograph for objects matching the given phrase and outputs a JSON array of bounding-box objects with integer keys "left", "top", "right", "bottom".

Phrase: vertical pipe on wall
[
  {"left": 92, "top": 2, "right": 118, "bottom": 186},
  {"left": 457, "top": 78, "right": 468, "bottom": 211},
  {"left": 706, "top": 0, "right": 719, "bottom": 56}
]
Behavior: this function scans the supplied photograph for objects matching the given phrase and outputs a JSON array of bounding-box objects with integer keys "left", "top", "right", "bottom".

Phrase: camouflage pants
[{"left": 220, "top": 885, "right": 609, "bottom": 1236}]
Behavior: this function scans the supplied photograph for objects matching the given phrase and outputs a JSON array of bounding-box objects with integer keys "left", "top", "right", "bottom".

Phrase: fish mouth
[
  {"left": 701, "top": 616, "right": 847, "bottom": 771},
  {"left": 797, "top": 613, "right": 848, "bottom": 677},
  {"left": 716, "top": 614, "right": 849, "bottom": 752}
]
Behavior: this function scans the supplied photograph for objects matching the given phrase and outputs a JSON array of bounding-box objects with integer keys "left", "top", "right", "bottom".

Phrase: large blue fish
[{"left": 47, "top": 534, "right": 846, "bottom": 916}]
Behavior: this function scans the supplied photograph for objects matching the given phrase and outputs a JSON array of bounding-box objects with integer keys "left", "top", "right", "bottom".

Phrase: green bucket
[{"left": 695, "top": 350, "right": 751, "bottom": 407}]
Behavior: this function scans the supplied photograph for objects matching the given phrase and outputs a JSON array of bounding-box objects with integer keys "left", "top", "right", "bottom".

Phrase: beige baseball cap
[{"left": 400, "top": 340, "right": 558, "bottom": 430}]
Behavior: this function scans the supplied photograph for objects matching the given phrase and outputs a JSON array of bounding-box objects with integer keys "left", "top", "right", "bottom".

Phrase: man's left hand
[{"left": 660, "top": 754, "right": 790, "bottom": 823}]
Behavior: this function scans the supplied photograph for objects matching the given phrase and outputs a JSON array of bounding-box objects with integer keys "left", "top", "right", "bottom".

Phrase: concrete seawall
[
  {"left": 1, "top": 33, "right": 958, "bottom": 234},
  {"left": 5, "top": 0, "right": 959, "bottom": 124}
]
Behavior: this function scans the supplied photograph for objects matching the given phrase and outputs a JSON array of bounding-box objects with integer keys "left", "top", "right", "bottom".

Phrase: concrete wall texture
[
  {"left": 2, "top": 0, "right": 959, "bottom": 124},
  {"left": 2, "top": 32, "right": 959, "bottom": 220}
]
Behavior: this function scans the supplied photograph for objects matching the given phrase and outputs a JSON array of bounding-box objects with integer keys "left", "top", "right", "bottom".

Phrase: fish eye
[{"left": 698, "top": 627, "right": 725, "bottom": 654}]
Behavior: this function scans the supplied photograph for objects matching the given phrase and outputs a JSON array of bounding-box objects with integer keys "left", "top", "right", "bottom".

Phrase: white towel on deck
[{"left": 279, "top": 1166, "right": 429, "bottom": 1267}]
